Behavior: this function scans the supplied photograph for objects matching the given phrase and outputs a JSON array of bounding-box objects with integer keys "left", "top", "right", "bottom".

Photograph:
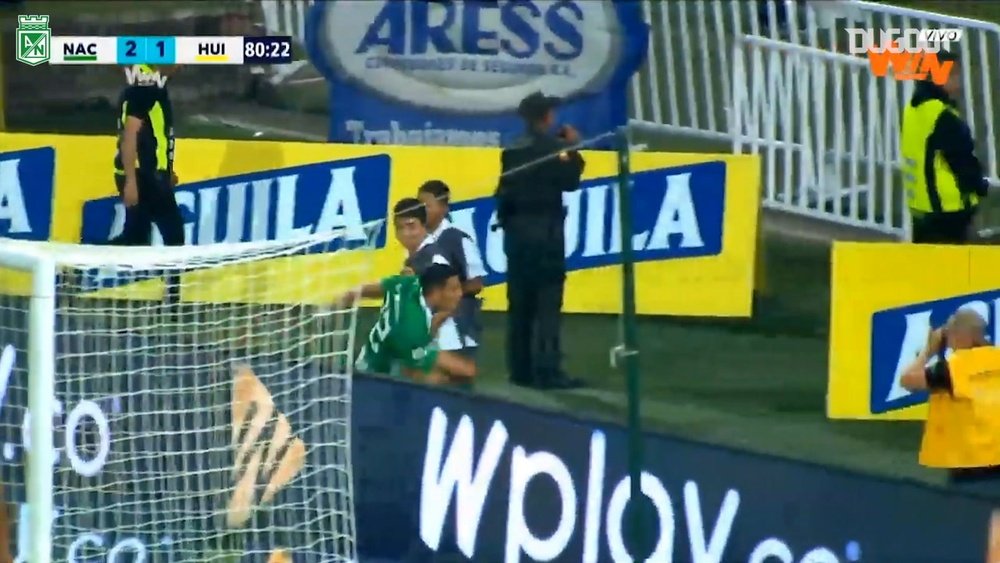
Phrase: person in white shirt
[{"left": 417, "top": 181, "right": 487, "bottom": 362}]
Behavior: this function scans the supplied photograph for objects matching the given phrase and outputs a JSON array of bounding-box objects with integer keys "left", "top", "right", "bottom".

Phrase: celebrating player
[{"left": 338, "top": 264, "right": 476, "bottom": 384}]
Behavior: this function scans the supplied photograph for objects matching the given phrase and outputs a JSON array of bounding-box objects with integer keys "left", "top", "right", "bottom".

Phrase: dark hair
[
  {"left": 517, "top": 92, "right": 560, "bottom": 123},
  {"left": 419, "top": 263, "right": 458, "bottom": 294},
  {"left": 418, "top": 180, "right": 450, "bottom": 204},
  {"left": 393, "top": 198, "right": 426, "bottom": 225}
]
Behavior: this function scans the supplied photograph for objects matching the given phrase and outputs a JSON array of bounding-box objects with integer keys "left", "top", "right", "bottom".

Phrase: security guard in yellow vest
[
  {"left": 900, "top": 52, "right": 988, "bottom": 243},
  {"left": 901, "top": 309, "right": 1000, "bottom": 497}
]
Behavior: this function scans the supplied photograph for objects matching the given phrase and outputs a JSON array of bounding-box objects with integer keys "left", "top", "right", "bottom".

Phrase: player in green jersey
[{"left": 339, "top": 263, "right": 475, "bottom": 384}]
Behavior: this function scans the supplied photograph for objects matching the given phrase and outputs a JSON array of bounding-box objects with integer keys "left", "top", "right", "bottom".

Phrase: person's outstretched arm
[{"left": 333, "top": 275, "right": 409, "bottom": 307}]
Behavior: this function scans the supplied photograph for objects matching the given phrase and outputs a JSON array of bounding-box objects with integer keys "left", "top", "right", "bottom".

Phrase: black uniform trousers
[
  {"left": 504, "top": 217, "right": 565, "bottom": 386},
  {"left": 112, "top": 170, "right": 185, "bottom": 246},
  {"left": 112, "top": 171, "right": 185, "bottom": 304}
]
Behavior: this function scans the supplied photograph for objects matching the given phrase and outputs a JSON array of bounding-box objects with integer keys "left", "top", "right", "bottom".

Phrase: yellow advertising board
[
  {"left": 0, "top": 133, "right": 761, "bottom": 316},
  {"left": 829, "top": 242, "right": 1000, "bottom": 420}
]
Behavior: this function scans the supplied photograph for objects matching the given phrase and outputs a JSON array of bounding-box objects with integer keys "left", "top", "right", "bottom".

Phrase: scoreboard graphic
[{"left": 15, "top": 14, "right": 292, "bottom": 66}]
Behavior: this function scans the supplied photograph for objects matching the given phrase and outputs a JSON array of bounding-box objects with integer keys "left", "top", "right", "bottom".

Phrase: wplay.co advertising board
[
  {"left": 305, "top": 0, "right": 648, "bottom": 146},
  {"left": 354, "top": 375, "right": 995, "bottom": 562},
  {"left": 0, "top": 133, "right": 760, "bottom": 317},
  {"left": 828, "top": 242, "right": 1000, "bottom": 419}
]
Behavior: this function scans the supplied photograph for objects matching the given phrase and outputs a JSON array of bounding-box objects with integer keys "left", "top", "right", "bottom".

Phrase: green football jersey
[{"left": 355, "top": 275, "right": 439, "bottom": 375}]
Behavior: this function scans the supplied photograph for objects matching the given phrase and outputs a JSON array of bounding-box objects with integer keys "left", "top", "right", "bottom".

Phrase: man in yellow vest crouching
[
  {"left": 901, "top": 309, "right": 1000, "bottom": 495},
  {"left": 901, "top": 51, "right": 989, "bottom": 244}
]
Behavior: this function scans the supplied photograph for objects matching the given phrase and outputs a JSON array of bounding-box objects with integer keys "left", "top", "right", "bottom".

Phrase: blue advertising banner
[
  {"left": 0, "top": 147, "right": 54, "bottom": 240},
  {"left": 354, "top": 378, "right": 998, "bottom": 563},
  {"left": 305, "top": 0, "right": 649, "bottom": 146},
  {"left": 79, "top": 154, "right": 392, "bottom": 248},
  {"left": 446, "top": 160, "right": 726, "bottom": 285}
]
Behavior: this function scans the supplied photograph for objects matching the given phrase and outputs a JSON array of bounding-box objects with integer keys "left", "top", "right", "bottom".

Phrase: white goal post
[{"left": 0, "top": 227, "right": 380, "bottom": 562}]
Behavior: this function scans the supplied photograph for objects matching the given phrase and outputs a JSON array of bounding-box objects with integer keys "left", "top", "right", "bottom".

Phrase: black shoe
[
  {"left": 537, "top": 376, "right": 585, "bottom": 390},
  {"left": 511, "top": 378, "right": 535, "bottom": 389},
  {"left": 510, "top": 371, "right": 534, "bottom": 386}
]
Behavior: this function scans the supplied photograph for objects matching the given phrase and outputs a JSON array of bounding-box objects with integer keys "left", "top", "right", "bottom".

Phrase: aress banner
[{"left": 305, "top": 0, "right": 649, "bottom": 147}]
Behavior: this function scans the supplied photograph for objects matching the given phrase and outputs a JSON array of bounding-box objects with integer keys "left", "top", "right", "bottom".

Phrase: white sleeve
[{"left": 461, "top": 237, "right": 487, "bottom": 279}]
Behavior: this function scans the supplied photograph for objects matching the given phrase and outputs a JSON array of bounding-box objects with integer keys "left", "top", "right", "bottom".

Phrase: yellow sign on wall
[
  {"left": 0, "top": 133, "right": 761, "bottom": 316},
  {"left": 829, "top": 242, "right": 1000, "bottom": 420}
]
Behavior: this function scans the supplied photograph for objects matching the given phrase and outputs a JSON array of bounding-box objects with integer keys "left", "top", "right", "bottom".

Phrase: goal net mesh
[{"left": 0, "top": 223, "right": 382, "bottom": 562}]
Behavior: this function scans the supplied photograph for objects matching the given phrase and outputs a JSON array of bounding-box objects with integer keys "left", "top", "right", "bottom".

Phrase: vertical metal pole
[{"left": 614, "top": 126, "right": 645, "bottom": 555}]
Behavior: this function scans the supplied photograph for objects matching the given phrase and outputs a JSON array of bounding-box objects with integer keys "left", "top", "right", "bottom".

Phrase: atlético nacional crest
[{"left": 16, "top": 14, "right": 51, "bottom": 66}]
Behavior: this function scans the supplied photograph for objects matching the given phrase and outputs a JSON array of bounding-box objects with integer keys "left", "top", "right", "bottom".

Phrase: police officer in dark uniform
[
  {"left": 112, "top": 64, "right": 184, "bottom": 248},
  {"left": 496, "top": 92, "right": 585, "bottom": 389},
  {"left": 112, "top": 64, "right": 185, "bottom": 304},
  {"left": 901, "top": 51, "right": 988, "bottom": 243}
]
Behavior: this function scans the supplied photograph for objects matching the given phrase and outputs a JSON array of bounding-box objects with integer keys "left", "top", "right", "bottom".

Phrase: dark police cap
[{"left": 517, "top": 92, "right": 561, "bottom": 121}]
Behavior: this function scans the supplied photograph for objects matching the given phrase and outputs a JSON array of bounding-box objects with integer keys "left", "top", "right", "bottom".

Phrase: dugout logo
[
  {"left": 229, "top": 365, "right": 306, "bottom": 529},
  {"left": 0, "top": 147, "right": 55, "bottom": 240},
  {"left": 870, "top": 289, "right": 1000, "bottom": 414}
]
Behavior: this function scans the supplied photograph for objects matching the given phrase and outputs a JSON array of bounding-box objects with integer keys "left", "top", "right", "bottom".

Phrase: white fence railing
[
  {"left": 732, "top": 36, "right": 907, "bottom": 237},
  {"left": 253, "top": 0, "right": 1000, "bottom": 238},
  {"left": 254, "top": 0, "right": 315, "bottom": 84},
  {"left": 633, "top": 0, "right": 1000, "bottom": 238}
]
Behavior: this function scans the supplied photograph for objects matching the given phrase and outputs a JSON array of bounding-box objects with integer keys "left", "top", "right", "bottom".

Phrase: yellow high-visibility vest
[
  {"left": 901, "top": 99, "right": 978, "bottom": 213},
  {"left": 920, "top": 346, "right": 1000, "bottom": 468}
]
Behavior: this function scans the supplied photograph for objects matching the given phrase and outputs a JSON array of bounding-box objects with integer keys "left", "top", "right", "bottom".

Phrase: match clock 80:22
[{"left": 242, "top": 36, "right": 293, "bottom": 64}]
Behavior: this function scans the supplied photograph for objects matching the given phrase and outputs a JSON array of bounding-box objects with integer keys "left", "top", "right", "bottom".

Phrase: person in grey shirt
[{"left": 417, "top": 181, "right": 487, "bottom": 360}]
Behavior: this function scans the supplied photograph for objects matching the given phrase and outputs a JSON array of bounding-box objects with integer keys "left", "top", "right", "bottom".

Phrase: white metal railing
[
  {"left": 628, "top": 1, "right": 852, "bottom": 146},
  {"left": 731, "top": 36, "right": 907, "bottom": 237},
  {"left": 630, "top": 0, "right": 1000, "bottom": 237},
  {"left": 253, "top": 0, "right": 316, "bottom": 84}
]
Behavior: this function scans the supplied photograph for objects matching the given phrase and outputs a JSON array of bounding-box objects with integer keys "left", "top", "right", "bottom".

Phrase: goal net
[{"left": 0, "top": 224, "right": 382, "bottom": 562}]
